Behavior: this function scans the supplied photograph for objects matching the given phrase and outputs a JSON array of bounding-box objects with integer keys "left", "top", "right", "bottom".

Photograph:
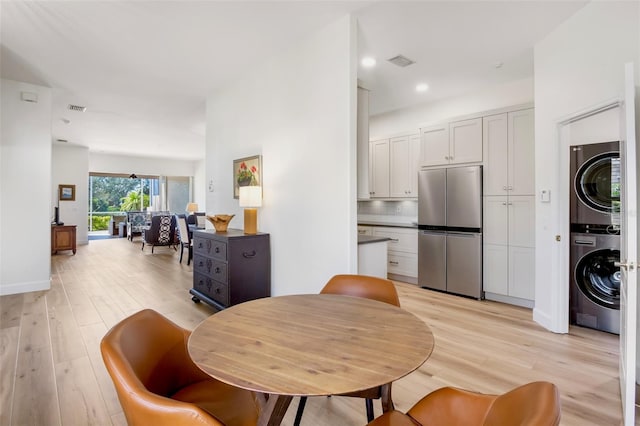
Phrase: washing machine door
[
  {"left": 575, "top": 248, "right": 621, "bottom": 309},
  {"left": 574, "top": 152, "right": 620, "bottom": 214}
]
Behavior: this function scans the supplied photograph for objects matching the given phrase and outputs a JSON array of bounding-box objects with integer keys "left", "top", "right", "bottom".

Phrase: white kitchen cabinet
[
  {"left": 420, "top": 118, "right": 482, "bottom": 167},
  {"left": 388, "top": 251, "right": 418, "bottom": 278},
  {"left": 483, "top": 195, "right": 535, "bottom": 304},
  {"left": 357, "top": 87, "right": 370, "bottom": 199},
  {"left": 482, "top": 244, "right": 508, "bottom": 295},
  {"left": 389, "top": 134, "right": 420, "bottom": 198},
  {"left": 357, "top": 225, "right": 373, "bottom": 236},
  {"left": 372, "top": 227, "right": 418, "bottom": 280},
  {"left": 483, "top": 108, "right": 534, "bottom": 196},
  {"left": 369, "top": 139, "right": 390, "bottom": 198},
  {"left": 358, "top": 240, "right": 388, "bottom": 279},
  {"left": 419, "top": 123, "right": 449, "bottom": 167},
  {"left": 508, "top": 245, "right": 535, "bottom": 300},
  {"left": 449, "top": 118, "right": 483, "bottom": 165}
]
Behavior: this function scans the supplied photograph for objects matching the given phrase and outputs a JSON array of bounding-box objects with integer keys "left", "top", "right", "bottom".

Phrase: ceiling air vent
[
  {"left": 68, "top": 104, "right": 87, "bottom": 112},
  {"left": 387, "top": 55, "right": 415, "bottom": 68}
]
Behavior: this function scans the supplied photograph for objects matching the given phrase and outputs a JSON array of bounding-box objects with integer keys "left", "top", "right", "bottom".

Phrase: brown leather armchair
[
  {"left": 294, "top": 274, "right": 401, "bottom": 425},
  {"left": 100, "top": 309, "right": 259, "bottom": 426},
  {"left": 367, "top": 381, "right": 561, "bottom": 426}
]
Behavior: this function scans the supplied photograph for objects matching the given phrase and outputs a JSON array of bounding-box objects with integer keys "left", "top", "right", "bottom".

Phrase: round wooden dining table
[{"left": 188, "top": 294, "right": 434, "bottom": 426}]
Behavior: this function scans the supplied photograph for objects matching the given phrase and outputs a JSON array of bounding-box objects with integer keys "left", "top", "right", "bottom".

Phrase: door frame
[{"left": 555, "top": 99, "right": 622, "bottom": 334}]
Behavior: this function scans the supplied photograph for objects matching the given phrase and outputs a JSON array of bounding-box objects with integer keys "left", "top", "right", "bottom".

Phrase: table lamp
[
  {"left": 239, "top": 186, "right": 262, "bottom": 235},
  {"left": 186, "top": 203, "right": 199, "bottom": 215}
]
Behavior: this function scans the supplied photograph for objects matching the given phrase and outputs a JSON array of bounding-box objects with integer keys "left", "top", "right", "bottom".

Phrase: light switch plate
[{"left": 540, "top": 189, "right": 550, "bottom": 203}]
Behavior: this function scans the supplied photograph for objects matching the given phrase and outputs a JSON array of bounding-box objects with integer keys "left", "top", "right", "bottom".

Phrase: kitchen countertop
[
  {"left": 357, "top": 235, "right": 391, "bottom": 245},
  {"left": 357, "top": 215, "right": 418, "bottom": 228}
]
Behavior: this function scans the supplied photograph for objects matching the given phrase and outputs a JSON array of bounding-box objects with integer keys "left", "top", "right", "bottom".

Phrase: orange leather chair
[
  {"left": 100, "top": 309, "right": 259, "bottom": 426},
  {"left": 367, "top": 381, "right": 561, "bottom": 426},
  {"left": 294, "top": 274, "right": 401, "bottom": 425}
]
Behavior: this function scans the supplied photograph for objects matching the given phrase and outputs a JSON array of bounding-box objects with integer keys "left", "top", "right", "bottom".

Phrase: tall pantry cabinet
[{"left": 482, "top": 108, "right": 535, "bottom": 306}]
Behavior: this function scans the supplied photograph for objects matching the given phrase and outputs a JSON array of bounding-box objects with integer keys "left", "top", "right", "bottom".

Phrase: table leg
[
  {"left": 381, "top": 383, "right": 395, "bottom": 412},
  {"left": 256, "top": 393, "right": 293, "bottom": 426}
]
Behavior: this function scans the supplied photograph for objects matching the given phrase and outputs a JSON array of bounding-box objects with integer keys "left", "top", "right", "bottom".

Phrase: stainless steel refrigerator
[{"left": 418, "top": 165, "right": 483, "bottom": 299}]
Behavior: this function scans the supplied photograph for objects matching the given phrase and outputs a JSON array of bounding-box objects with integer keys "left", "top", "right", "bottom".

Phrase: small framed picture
[
  {"left": 233, "top": 155, "right": 262, "bottom": 199},
  {"left": 59, "top": 184, "right": 76, "bottom": 201}
]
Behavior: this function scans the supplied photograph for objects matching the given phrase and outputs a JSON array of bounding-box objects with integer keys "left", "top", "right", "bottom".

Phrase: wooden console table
[{"left": 51, "top": 225, "right": 77, "bottom": 255}]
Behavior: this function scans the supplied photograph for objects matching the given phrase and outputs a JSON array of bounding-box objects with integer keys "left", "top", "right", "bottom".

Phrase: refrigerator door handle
[{"left": 447, "top": 232, "right": 481, "bottom": 237}]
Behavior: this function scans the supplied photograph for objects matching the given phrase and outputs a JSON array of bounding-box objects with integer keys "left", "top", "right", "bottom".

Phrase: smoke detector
[
  {"left": 387, "top": 55, "right": 415, "bottom": 68},
  {"left": 68, "top": 104, "right": 87, "bottom": 112}
]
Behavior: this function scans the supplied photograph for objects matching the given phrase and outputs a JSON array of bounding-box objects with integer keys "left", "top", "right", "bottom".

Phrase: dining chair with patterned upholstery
[
  {"left": 100, "top": 309, "right": 260, "bottom": 426},
  {"left": 141, "top": 214, "right": 176, "bottom": 253},
  {"left": 294, "top": 274, "right": 401, "bottom": 425},
  {"left": 366, "top": 381, "right": 561, "bottom": 426}
]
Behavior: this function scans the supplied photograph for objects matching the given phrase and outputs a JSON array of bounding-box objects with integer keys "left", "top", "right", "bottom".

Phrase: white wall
[
  {"left": 1, "top": 79, "right": 52, "bottom": 295},
  {"left": 533, "top": 1, "right": 639, "bottom": 332},
  {"left": 193, "top": 159, "right": 206, "bottom": 211},
  {"left": 53, "top": 145, "right": 89, "bottom": 245},
  {"left": 206, "top": 15, "right": 357, "bottom": 296},
  {"left": 369, "top": 77, "right": 533, "bottom": 139},
  {"left": 89, "top": 152, "right": 198, "bottom": 177}
]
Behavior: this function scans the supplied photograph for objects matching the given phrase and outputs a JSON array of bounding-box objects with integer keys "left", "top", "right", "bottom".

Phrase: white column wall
[
  {"left": 206, "top": 15, "right": 357, "bottom": 296},
  {"left": 1, "top": 79, "right": 52, "bottom": 295},
  {"left": 53, "top": 145, "right": 89, "bottom": 245},
  {"left": 533, "top": 1, "right": 639, "bottom": 332}
]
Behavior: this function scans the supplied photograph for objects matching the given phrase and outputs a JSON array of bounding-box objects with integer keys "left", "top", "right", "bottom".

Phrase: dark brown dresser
[{"left": 190, "top": 229, "right": 270, "bottom": 310}]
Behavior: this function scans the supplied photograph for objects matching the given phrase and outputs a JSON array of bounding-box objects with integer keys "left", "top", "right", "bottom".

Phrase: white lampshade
[{"left": 239, "top": 186, "right": 262, "bottom": 208}]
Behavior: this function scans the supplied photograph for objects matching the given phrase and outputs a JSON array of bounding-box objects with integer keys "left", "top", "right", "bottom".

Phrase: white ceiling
[{"left": 0, "top": 1, "right": 587, "bottom": 161}]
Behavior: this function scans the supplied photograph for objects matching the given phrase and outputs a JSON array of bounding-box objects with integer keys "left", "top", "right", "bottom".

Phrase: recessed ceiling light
[
  {"left": 416, "top": 83, "right": 429, "bottom": 92},
  {"left": 361, "top": 57, "right": 376, "bottom": 68}
]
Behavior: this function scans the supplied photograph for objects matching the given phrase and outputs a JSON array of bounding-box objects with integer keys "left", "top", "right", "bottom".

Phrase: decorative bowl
[{"left": 206, "top": 214, "right": 235, "bottom": 232}]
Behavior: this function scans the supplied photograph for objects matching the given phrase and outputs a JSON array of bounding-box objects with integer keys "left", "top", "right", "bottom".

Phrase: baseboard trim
[
  {"left": 0, "top": 279, "right": 51, "bottom": 296},
  {"left": 533, "top": 307, "right": 567, "bottom": 334},
  {"left": 484, "top": 292, "right": 534, "bottom": 309},
  {"left": 388, "top": 273, "right": 417, "bottom": 285}
]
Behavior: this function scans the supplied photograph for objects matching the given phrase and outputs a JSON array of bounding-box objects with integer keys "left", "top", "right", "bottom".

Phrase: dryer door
[
  {"left": 574, "top": 152, "right": 620, "bottom": 215},
  {"left": 575, "top": 248, "right": 621, "bottom": 309}
]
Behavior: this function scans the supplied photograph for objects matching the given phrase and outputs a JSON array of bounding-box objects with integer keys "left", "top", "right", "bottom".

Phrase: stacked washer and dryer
[{"left": 569, "top": 141, "right": 621, "bottom": 334}]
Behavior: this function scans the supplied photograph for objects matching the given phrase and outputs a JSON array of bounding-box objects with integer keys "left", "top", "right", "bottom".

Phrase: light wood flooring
[{"left": 0, "top": 237, "right": 624, "bottom": 425}]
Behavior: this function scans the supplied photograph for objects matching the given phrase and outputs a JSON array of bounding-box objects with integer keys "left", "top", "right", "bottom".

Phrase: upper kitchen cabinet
[
  {"left": 357, "top": 87, "right": 370, "bottom": 199},
  {"left": 483, "top": 108, "right": 534, "bottom": 196},
  {"left": 419, "top": 123, "right": 449, "bottom": 167},
  {"left": 389, "top": 134, "right": 420, "bottom": 198},
  {"left": 369, "top": 139, "right": 390, "bottom": 198},
  {"left": 449, "top": 118, "right": 483, "bottom": 164},
  {"left": 419, "top": 118, "right": 482, "bottom": 167}
]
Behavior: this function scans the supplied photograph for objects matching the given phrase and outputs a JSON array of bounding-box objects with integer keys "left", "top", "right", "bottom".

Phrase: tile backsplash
[{"left": 357, "top": 200, "right": 417, "bottom": 218}]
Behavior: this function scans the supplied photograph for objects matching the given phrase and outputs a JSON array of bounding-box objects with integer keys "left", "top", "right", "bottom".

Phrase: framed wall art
[
  {"left": 58, "top": 184, "right": 76, "bottom": 201},
  {"left": 233, "top": 155, "right": 261, "bottom": 199}
]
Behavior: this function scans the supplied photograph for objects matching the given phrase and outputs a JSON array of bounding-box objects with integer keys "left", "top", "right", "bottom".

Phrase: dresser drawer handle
[
  {"left": 243, "top": 250, "right": 257, "bottom": 258},
  {"left": 215, "top": 288, "right": 221, "bottom": 294},
  {"left": 214, "top": 267, "right": 221, "bottom": 274},
  {"left": 215, "top": 246, "right": 220, "bottom": 253},
  {"left": 206, "top": 240, "right": 212, "bottom": 251},
  {"left": 389, "top": 261, "right": 399, "bottom": 265}
]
